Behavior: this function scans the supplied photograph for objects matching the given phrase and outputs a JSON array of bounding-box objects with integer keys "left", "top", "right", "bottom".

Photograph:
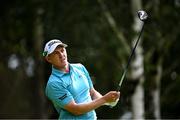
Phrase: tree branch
[{"left": 97, "top": 0, "right": 130, "bottom": 54}]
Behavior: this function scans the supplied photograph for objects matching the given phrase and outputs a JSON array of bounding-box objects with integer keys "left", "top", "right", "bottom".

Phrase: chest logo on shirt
[
  {"left": 79, "top": 75, "right": 82, "bottom": 78},
  {"left": 58, "top": 93, "right": 67, "bottom": 100}
]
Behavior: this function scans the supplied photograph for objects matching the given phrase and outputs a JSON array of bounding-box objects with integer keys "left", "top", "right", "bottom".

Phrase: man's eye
[{"left": 54, "top": 51, "right": 59, "bottom": 54}]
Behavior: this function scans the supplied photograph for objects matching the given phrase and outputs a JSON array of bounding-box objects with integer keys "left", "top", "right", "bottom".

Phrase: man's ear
[{"left": 45, "top": 56, "right": 51, "bottom": 63}]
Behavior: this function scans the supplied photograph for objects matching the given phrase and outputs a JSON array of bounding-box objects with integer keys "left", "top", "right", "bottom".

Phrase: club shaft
[{"left": 117, "top": 22, "right": 145, "bottom": 91}]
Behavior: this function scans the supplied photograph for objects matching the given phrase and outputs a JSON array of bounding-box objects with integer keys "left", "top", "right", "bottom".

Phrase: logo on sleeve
[{"left": 59, "top": 93, "right": 67, "bottom": 100}]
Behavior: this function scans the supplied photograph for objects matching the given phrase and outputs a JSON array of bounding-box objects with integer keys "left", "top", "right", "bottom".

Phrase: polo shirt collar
[{"left": 51, "top": 64, "right": 72, "bottom": 78}]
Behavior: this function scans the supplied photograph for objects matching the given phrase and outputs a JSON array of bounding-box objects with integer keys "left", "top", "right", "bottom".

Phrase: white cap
[{"left": 43, "top": 39, "right": 67, "bottom": 57}]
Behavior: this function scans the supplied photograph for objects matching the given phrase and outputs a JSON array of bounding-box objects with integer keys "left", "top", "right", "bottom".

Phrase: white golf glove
[{"left": 104, "top": 98, "right": 119, "bottom": 108}]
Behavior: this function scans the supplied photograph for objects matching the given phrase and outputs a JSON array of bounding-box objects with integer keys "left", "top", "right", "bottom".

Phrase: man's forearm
[
  {"left": 64, "top": 90, "right": 120, "bottom": 116},
  {"left": 64, "top": 96, "right": 106, "bottom": 115},
  {"left": 90, "top": 88, "right": 103, "bottom": 100}
]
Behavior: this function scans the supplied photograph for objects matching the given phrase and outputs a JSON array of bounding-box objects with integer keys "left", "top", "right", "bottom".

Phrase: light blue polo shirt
[{"left": 45, "top": 63, "right": 97, "bottom": 119}]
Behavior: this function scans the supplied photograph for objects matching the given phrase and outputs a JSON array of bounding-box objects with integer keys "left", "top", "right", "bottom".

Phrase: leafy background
[{"left": 0, "top": 0, "right": 180, "bottom": 119}]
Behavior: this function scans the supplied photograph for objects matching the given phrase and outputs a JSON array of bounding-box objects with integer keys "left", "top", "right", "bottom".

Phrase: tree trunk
[
  {"left": 151, "top": 58, "right": 162, "bottom": 119},
  {"left": 130, "top": 0, "right": 145, "bottom": 119},
  {"left": 33, "top": 8, "right": 47, "bottom": 118},
  {"left": 145, "top": 0, "right": 161, "bottom": 119},
  {"left": 152, "top": 0, "right": 161, "bottom": 119}
]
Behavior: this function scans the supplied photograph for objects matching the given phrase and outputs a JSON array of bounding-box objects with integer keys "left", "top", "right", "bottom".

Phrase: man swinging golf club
[
  {"left": 43, "top": 10, "right": 148, "bottom": 119},
  {"left": 43, "top": 39, "right": 120, "bottom": 119}
]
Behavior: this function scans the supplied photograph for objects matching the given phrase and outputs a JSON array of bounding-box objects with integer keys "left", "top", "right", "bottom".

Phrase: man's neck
[
  {"left": 54, "top": 64, "right": 69, "bottom": 73},
  {"left": 64, "top": 65, "right": 70, "bottom": 73}
]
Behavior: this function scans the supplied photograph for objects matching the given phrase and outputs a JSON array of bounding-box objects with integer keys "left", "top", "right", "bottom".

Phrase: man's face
[{"left": 46, "top": 45, "right": 68, "bottom": 69}]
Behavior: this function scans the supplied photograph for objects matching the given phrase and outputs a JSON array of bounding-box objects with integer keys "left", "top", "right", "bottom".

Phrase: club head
[{"left": 138, "top": 10, "right": 148, "bottom": 21}]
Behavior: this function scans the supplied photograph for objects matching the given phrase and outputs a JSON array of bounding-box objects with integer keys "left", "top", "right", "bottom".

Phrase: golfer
[{"left": 43, "top": 39, "right": 120, "bottom": 119}]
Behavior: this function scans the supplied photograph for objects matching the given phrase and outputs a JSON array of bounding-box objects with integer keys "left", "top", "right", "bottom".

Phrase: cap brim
[
  {"left": 59, "top": 43, "right": 68, "bottom": 48},
  {"left": 48, "top": 43, "right": 68, "bottom": 55}
]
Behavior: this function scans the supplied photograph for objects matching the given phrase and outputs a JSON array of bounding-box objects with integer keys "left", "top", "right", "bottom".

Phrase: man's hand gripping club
[{"left": 103, "top": 91, "right": 120, "bottom": 108}]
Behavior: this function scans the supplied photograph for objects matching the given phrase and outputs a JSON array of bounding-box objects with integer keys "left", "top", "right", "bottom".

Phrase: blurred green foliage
[{"left": 0, "top": 0, "right": 180, "bottom": 119}]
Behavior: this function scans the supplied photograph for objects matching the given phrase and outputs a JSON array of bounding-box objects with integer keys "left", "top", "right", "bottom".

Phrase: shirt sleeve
[
  {"left": 81, "top": 64, "right": 94, "bottom": 89},
  {"left": 46, "top": 80, "right": 74, "bottom": 108}
]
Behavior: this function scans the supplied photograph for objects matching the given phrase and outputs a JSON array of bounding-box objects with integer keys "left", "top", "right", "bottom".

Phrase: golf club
[{"left": 116, "top": 10, "right": 148, "bottom": 91}]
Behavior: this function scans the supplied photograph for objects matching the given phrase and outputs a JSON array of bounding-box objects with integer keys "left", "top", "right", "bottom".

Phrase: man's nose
[{"left": 58, "top": 51, "right": 64, "bottom": 57}]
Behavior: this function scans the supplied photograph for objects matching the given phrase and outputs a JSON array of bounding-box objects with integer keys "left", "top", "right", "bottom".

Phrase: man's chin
[{"left": 63, "top": 62, "right": 68, "bottom": 67}]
